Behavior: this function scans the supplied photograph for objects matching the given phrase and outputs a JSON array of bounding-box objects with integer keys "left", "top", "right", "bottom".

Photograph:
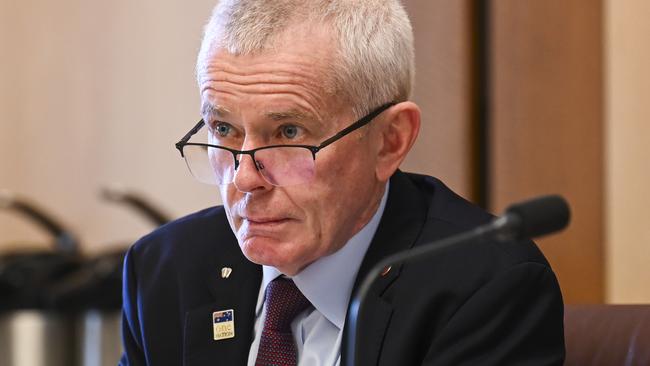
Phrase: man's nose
[{"left": 233, "top": 153, "right": 272, "bottom": 192}]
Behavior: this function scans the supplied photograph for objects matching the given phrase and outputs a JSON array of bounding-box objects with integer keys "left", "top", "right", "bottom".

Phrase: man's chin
[
  {"left": 238, "top": 237, "right": 304, "bottom": 274},
  {"left": 239, "top": 236, "right": 285, "bottom": 263}
]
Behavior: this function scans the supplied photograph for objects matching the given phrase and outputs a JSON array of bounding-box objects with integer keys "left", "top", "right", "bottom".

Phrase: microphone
[
  {"left": 492, "top": 194, "right": 571, "bottom": 242},
  {"left": 0, "top": 189, "right": 79, "bottom": 254},
  {"left": 345, "top": 194, "right": 571, "bottom": 366},
  {"left": 102, "top": 185, "right": 172, "bottom": 226}
]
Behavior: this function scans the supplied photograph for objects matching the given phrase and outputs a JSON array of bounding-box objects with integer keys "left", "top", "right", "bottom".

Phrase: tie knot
[{"left": 263, "top": 277, "right": 311, "bottom": 332}]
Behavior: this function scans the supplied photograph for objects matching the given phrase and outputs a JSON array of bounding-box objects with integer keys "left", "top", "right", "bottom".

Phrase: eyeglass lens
[{"left": 183, "top": 145, "right": 316, "bottom": 186}]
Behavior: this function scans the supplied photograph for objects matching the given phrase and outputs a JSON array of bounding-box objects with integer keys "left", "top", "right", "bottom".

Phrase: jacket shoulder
[
  {"left": 403, "top": 172, "right": 550, "bottom": 268},
  {"left": 404, "top": 173, "right": 493, "bottom": 228},
  {"left": 130, "top": 206, "right": 230, "bottom": 259},
  {"left": 376, "top": 173, "right": 564, "bottom": 364}
]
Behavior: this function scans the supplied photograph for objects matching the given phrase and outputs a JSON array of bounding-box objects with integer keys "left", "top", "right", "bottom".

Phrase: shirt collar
[{"left": 260, "top": 182, "right": 389, "bottom": 329}]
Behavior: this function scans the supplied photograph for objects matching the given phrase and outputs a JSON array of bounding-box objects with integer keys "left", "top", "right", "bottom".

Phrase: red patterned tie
[{"left": 255, "top": 277, "right": 311, "bottom": 366}]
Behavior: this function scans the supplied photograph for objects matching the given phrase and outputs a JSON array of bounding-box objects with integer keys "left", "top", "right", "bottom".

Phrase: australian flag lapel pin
[{"left": 213, "top": 309, "right": 235, "bottom": 341}]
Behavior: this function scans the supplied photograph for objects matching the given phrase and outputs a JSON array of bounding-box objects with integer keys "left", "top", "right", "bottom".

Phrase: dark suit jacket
[{"left": 120, "top": 171, "right": 565, "bottom": 365}]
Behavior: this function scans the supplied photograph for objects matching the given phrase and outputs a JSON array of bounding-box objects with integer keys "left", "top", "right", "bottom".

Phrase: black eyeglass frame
[{"left": 175, "top": 102, "right": 395, "bottom": 172}]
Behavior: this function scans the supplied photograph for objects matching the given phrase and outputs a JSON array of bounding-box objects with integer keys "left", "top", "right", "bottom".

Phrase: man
[{"left": 120, "top": 1, "right": 565, "bottom": 365}]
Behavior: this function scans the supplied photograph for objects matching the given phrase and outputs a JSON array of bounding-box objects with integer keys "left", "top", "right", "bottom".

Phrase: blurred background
[{"left": 0, "top": 0, "right": 649, "bottom": 364}]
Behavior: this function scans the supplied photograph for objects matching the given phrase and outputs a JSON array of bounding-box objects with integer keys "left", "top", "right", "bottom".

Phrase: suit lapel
[
  {"left": 183, "top": 214, "right": 262, "bottom": 366},
  {"left": 342, "top": 171, "right": 429, "bottom": 365}
]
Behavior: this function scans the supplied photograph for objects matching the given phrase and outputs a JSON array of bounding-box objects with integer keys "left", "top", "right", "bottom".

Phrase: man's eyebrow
[
  {"left": 265, "top": 109, "right": 319, "bottom": 123},
  {"left": 201, "top": 103, "right": 322, "bottom": 125},
  {"left": 201, "top": 103, "right": 231, "bottom": 120}
]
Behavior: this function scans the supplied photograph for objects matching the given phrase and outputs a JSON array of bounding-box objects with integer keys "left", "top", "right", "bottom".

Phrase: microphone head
[
  {"left": 504, "top": 195, "right": 571, "bottom": 240},
  {"left": 101, "top": 184, "right": 129, "bottom": 202}
]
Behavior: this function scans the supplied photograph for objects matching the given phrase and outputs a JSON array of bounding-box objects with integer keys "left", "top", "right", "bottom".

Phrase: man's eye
[
  {"left": 281, "top": 125, "right": 299, "bottom": 139},
  {"left": 214, "top": 122, "right": 231, "bottom": 137}
]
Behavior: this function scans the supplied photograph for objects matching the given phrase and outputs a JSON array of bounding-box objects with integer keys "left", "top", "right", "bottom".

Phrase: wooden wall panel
[{"left": 490, "top": 1, "right": 605, "bottom": 303}]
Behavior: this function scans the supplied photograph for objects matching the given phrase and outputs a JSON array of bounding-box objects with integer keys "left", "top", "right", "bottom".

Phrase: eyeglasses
[{"left": 175, "top": 102, "right": 395, "bottom": 186}]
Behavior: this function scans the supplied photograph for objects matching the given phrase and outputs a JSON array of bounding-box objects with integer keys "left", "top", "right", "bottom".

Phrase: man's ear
[{"left": 375, "top": 101, "right": 421, "bottom": 181}]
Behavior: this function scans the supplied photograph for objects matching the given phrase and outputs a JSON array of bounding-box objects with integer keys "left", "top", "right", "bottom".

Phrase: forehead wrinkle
[
  {"left": 201, "top": 65, "right": 328, "bottom": 106},
  {"left": 203, "top": 54, "right": 332, "bottom": 89},
  {"left": 200, "top": 53, "right": 337, "bottom": 125},
  {"left": 205, "top": 68, "right": 327, "bottom": 92},
  {"left": 202, "top": 77, "right": 331, "bottom": 122}
]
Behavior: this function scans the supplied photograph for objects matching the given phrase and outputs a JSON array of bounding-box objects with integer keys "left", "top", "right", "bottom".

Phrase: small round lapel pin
[{"left": 380, "top": 266, "right": 392, "bottom": 277}]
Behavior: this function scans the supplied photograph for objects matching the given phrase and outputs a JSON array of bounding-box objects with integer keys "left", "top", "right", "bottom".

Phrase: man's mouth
[
  {"left": 243, "top": 217, "right": 291, "bottom": 225},
  {"left": 237, "top": 216, "right": 294, "bottom": 241}
]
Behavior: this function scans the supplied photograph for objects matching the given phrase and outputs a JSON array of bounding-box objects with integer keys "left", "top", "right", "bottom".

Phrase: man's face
[{"left": 198, "top": 25, "right": 386, "bottom": 275}]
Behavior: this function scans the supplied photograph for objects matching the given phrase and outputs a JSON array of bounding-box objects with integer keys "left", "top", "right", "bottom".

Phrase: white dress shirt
[{"left": 247, "top": 183, "right": 389, "bottom": 366}]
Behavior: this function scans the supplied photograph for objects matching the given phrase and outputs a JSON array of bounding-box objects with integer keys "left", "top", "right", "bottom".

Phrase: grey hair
[{"left": 197, "top": 0, "right": 415, "bottom": 118}]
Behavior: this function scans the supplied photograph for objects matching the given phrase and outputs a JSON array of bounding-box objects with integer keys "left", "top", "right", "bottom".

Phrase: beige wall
[
  {"left": 489, "top": 0, "right": 605, "bottom": 303},
  {"left": 605, "top": 0, "right": 650, "bottom": 302},
  {"left": 0, "top": 0, "right": 218, "bottom": 253}
]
